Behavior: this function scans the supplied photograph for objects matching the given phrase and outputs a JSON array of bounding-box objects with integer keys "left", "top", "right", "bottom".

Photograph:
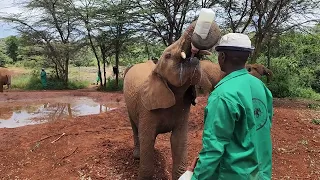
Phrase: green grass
[
  {"left": 292, "top": 87, "right": 320, "bottom": 100},
  {"left": 311, "top": 119, "right": 320, "bottom": 125},
  {"left": 307, "top": 103, "right": 320, "bottom": 109},
  {"left": 99, "top": 77, "right": 123, "bottom": 92},
  {"left": 11, "top": 73, "right": 89, "bottom": 90}
]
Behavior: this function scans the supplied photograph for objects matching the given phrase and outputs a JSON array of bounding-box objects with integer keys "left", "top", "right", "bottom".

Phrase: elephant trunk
[
  {"left": 179, "top": 21, "right": 221, "bottom": 58},
  {"left": 191, "top": 21, "right": 221, "bottom": 50},
  {"left": 264, "top": 68, "right": 273, "bottom": 79}
]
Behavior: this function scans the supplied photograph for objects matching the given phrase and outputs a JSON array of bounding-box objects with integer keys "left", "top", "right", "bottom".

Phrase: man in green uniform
[
  {"left": 96, "top": 71, "right": 101, "bottom": 85},
  {"left": 188, "top": 33, "right": 274, "bottom": 180},
  {"left": 40, "top": 68, "right": 47, "bottom": 89}
]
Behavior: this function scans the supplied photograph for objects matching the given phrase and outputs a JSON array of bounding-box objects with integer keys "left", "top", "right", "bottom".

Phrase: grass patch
[
  {"left": 292, "top": 87, "right": 320, "bottom": 100},
  {"left": 311, "top": 119, "right": 320, "bottom": 125},
  {"left": 307, "top": 103, "right": 320, "bottom": 109},
  {"left": 11, "top": 73, "right": 89, "bottom": 90},
  {"left": 99, "top": 77, "right": 123, "bottom": 92}
]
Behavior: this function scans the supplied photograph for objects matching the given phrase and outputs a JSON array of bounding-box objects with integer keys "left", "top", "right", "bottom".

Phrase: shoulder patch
[{"left": 252, "top": 98, "right": 268, "bottom": 131}]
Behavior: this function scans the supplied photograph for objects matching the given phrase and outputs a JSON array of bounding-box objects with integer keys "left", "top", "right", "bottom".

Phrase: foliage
[
  {"left": 134, "top": 0, "right": 203, "bottom": 46},
  {"left": 0, "top": 49, "right": 13, "bottom": 66},
  {"left": 4, "top": 36, "right": 19, "bottom": 62},
  {"left": 2, "top": 0, "right": 84, "bottom": 84},
  {"left": 1, "top": 0, "right": 320, "bottom": 100},
  {"left": 258, "top": 56, "right": 320, "bottom": 100},
  {"left": 11, "top": 69, "right": 89, "bottom": 90},
  {"left": 311, "top": 67, "right": 320, "bottom": 93},
  {"left": 100, "top": 77, "right": 123, "bottom": 92},
  {"left": 311, "top": 119, "right": 320, "bottom": 125}
]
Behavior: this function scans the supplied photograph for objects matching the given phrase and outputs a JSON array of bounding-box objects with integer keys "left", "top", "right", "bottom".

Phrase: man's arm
[{"left": 191, "top": 96, "right": 239, "bottom": 180}]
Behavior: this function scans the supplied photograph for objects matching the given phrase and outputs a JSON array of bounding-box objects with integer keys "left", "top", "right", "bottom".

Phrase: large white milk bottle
[{"left": 194, "top": 8, "right": 216, "bottom": 39}]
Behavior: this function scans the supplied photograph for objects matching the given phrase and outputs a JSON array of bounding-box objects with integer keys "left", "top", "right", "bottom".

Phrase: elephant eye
[{"left": 164, "top": 52, "right": 171, "bottom": 59}]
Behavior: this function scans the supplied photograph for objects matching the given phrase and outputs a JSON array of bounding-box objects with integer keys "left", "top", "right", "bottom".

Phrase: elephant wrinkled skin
[
  {"left": 196, "top": 61, "right": 273, "bottom": 95},
  {"left": 123, "top": 21, "right": 221, "bottom": 180},
  {"left": 0, "top": 67, "right": 12, "bottom": 92},
  {"left": 245, "top": 63, "right": 273, "bottom": 80},
  {"left": 196, "top": 60, "right": 225, "bottom": 95}
]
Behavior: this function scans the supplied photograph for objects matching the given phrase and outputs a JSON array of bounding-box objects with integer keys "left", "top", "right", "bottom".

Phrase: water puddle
[{"left": 0, "top": 97, "right": 120, "bottom": 128}]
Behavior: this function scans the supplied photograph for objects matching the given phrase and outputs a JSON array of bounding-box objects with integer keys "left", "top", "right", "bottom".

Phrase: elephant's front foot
[{"left": 133, "top": 147, "right": 140, "bottom": 159}]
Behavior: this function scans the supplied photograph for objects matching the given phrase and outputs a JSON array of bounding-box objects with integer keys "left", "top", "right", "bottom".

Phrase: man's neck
[{"left": 223, "top": 66, "right": 245, "bottom": 76}]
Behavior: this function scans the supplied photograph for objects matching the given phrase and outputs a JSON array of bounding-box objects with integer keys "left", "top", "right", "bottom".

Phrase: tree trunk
[
  {"left": 65, "top": 57, "right": 69, "bottom": 86},
  {"left": 145, "top": 41, "right": 150, "bottom": 59},
  {"left": 251, "top": 34, "right": 264, "bottom": 63},
  {"left": 101, "top": 45, "right": 107, "bottom": 87},
  {"left": 87, "top": 27, "right": 102, "bottom": 86},
  {"left": 267, "top": 39, "right": 271, "bottom": 83},
  {"left": 103, "top": 59, "right": 107, "bottom": 87},
  {"left": 55, "top": 63, "right": 59, "bottom": 79},
  {"left": 115, "top": 49, "right": 119, "bottom": 89}
]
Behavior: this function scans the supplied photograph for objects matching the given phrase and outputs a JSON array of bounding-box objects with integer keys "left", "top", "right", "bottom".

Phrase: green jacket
[
  {"left": 41, "top": 70, "right": 47, "bottom": 84},
  {"left": 191, "top": 69, "right": 273, "bottom": 180}
]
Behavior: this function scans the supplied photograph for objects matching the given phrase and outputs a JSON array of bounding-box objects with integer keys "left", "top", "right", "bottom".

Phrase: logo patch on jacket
[{"left": 252, "top": 98, "right": 268, "bottom": 131}]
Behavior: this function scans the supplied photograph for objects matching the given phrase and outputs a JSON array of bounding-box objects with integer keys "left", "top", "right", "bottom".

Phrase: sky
[{"left": 0, "top": 0, "right": 25, "bottom": 38}]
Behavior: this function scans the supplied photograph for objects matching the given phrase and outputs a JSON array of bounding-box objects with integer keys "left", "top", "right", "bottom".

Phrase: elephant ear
[{"left": 141, "top": 72, "right": 176, "bottom": 111}]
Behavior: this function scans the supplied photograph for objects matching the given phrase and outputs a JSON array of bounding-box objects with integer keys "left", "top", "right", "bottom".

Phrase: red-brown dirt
[{"left": 0, "top": 90, "right": 319, "bottom": 180}]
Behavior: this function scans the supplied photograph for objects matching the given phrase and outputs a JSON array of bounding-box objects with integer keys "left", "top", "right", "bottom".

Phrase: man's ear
[{"left": 218, "top": 52, "right": 225, "bottom": 64}]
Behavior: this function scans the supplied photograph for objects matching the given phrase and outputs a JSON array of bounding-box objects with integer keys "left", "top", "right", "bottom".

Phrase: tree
[
  {"left": 103, "top": 0, "right": 138, "bottom": 88},
  {"left": 70, "top": 0, "right": 137, "bottom": 88},
  {"left": 1, "top": 0, "right": 83, "bottom": 85},
  {"left": 70, "top": 0, "right": 104, "bottom": 86},
  {"left": 5, "top": 36, "right": 19, "bottom": 62},
  {"left": 134, "top": 0, "right": 220, "bottom": 46},
  {"left": 217, "top": 0, "right": 320, "bottom": 63}
]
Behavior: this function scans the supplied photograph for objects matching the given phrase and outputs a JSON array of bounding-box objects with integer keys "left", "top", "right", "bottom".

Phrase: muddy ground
[{"left": 0, "top": 90, "right": 319, "bottom": 180}]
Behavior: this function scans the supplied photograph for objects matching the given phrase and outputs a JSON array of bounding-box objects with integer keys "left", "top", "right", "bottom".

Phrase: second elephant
[
  {"left": 196, "top": 60, "right": 224, "bottom": 95},
  {"left": 0, "top": 67, "right": 12, "bottom": 92},
  {"left": 196, "top": 61, "right": 273, "bottom": 95},
  {"left": 245, "top": 63, "right": 273, "bottom": 79}
]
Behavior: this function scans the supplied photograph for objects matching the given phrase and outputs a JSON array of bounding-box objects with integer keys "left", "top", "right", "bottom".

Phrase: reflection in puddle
[{"left": 0, "top": 97, "right": 118, "bottom": 128}]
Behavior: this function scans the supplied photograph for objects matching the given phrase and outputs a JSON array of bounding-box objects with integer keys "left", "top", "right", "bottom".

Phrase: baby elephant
[
  {"left": 0, "top": 67, "right": 12, "bottom": 92},
  {"left": 196, "top": 61, "right": 273, "bottom": 96},
  {"left": 245, "top": 64, "right": 273, "bottom": 80},
  {"left": 123, "top": 20, "right": 221, "bottom": 180}
]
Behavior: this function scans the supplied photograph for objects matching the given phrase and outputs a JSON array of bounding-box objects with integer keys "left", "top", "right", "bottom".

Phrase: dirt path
[{"left": 0, "top": 90, "right": 319, "bottom": 179}]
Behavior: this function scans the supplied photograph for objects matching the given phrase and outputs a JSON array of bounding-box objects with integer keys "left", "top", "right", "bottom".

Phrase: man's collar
[{"left": 214, "top": 68, "right": 248, "bottom": 89}]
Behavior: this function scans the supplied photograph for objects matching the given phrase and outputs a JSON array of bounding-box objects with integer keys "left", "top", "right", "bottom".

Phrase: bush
[
  {"left": 265, "top": 57, "right": 320, "bottom": 100},
  {"left": 100, "top": 77, "right": 123, "bottom": 91},
  {"left": 0, "top": 51, "right": 13, "bottom": 66},
  {"left": 311, "top": 67, "right": 320, "bottom": 93}
]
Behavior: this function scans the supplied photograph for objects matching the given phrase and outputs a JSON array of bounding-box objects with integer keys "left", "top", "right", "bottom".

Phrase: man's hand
[{"left": 187, "top": 157, "right": 199, "bottom": 172}]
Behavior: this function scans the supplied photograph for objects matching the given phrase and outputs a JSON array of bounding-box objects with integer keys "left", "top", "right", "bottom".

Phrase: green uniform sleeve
[
  {"left": 191, "top": 96, "right": 239, "bottom": 180},
  {"left": 266, "top": 88, "right": 274, "bottom": 127}
]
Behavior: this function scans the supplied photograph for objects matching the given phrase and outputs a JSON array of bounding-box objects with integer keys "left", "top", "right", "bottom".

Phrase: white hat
[{"left": 215, "top": 33, "right": 254, "bottom": 52}]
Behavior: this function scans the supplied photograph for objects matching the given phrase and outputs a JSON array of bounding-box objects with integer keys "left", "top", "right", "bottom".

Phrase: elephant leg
[
  {"left": 138, "top": 125, "right": 156, "bottom": 180},
  {"left": 171, "top": 122, "right": 188, "bottom": 180},
  {"left": 129, "top": 117, "right": 140, "bottom": 159},
  {"left": 0, "top": 84, "right": 3, "bottom": 92}
]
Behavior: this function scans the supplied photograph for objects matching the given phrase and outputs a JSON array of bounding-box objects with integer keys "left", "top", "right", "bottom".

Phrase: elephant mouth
[{"left": 178, "top": 57, "right": 201, "bottom": 86}]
